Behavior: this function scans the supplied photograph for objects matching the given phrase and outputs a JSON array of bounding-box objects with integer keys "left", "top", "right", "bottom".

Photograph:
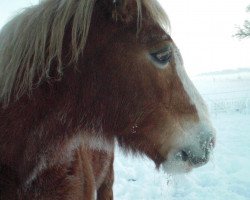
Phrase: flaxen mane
[{"left": 0, "top": 0, "right": 169, "bottom": 105}]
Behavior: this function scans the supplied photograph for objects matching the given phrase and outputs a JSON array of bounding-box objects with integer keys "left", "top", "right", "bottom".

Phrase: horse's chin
[{"left": 161, "top": 159, "right": 193, "bottom": 174}]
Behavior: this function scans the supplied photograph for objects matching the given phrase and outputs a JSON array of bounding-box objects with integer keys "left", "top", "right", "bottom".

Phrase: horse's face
[{"left": 86, "top": 0, "right": 216, "bottom": 173}]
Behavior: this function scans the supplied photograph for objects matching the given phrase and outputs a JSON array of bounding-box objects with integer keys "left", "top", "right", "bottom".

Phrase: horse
[{"left": 0, "top": 0, "right": 216, "bottom": 199}]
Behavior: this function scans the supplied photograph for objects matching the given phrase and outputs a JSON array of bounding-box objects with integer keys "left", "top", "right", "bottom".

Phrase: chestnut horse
[{"left": 0, "top": 0, "right": 216, "bottom": 199}]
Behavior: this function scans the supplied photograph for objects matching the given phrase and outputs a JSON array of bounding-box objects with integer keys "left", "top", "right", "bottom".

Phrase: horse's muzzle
[
  {"left": 162, "top": 128, "right": 216, "bottom": 174},
  {"left": 177, "top": 134, "right": 215, "bottom": 167}
]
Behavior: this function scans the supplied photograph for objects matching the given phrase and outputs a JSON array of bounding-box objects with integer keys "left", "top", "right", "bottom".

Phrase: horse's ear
[{"left": 110, "top": 0, "right": 139, "bottom": 24}]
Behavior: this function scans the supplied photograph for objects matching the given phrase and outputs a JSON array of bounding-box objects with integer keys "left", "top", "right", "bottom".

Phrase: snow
[{"left": 113, "top": 72, "right": 250, "bottom": 199}]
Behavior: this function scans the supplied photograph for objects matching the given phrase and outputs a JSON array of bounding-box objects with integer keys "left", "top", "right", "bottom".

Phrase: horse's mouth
[{"left": 162, "top": 146, "right": 213, "bottom": 174}]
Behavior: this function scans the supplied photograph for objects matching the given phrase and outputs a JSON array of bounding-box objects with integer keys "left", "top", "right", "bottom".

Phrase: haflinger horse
[{"left": 0, "top": 0, "right": 216, "bottom": 199}]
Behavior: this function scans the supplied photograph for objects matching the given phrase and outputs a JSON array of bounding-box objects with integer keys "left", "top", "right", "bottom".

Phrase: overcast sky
[
  {"left": 159, "top": 0, "right": 250, "bottom": 75},
  {"left": 0, "top": 0, "right": 249, "bottom": 75}
]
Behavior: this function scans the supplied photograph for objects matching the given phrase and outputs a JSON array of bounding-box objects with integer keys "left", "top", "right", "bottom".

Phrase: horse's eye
[{"left": 150, "top": 47, "right": 172, "bottom": 67}]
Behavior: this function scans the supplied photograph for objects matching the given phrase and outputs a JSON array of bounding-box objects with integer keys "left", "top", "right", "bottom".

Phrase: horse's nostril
[
  {"left": 180, "top": 150, "right": 189, "bottom": 162},
  {"left": 189, "top": 148, "right": 210, "bottom": 166},
  {"left": 190, "top": 156, "right": 208, "bottom": 166},
  {"left": 177, "top": 147, "right": 210, "bottom": 166}
]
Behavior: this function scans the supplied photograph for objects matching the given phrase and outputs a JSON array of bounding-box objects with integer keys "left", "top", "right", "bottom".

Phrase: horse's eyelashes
[
  {"left": 155, "top": 51, "right": 171, "bottom": 63},
  {"left": 150, "top": 47, "right": 172, "bottom": 67}
]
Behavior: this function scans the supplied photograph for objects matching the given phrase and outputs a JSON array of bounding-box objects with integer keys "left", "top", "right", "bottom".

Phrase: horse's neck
[{"left": 0, "top": 163, "right": 19, "bottom": 196}]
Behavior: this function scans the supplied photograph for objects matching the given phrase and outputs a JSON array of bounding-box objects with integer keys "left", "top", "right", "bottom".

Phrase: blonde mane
[{"left": 0, "top": 0, "right": 169, "bottom": 105}]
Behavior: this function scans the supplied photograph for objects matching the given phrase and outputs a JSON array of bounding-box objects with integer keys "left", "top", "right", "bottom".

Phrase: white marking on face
[
  {"left": 161, "top": 44, "right": 216, "bottom": 174},
  {"left": 171, "top": 43, "right": 215, "bottom": 125},
  {"left": 172, "top": 42, "right": 215, "bottom": 132},
  {"left": 173, "top": 46, "right": 204, "bottom": 115}
]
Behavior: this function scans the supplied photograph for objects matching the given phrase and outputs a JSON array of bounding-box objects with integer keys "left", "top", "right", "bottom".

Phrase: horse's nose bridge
[
  {"left": 170, "top": 74, "right": 201, "bottom": 116},
  {"left": 170, "top": 47, "right": 208, "bottom": 118},
  {"left": 172, "top": 67, "right": 209, "bottom": 120}
]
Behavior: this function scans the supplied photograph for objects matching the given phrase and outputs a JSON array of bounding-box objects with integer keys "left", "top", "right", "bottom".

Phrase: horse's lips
[
  {"left": 162, "top": 158, "right": 193, "bottom": 174},
  {"left": 162, "top": 147, "right": 212, "bottom": 174}
]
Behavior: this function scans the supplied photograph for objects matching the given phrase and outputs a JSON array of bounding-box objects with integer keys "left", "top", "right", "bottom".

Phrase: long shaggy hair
[{"left": 0, "top": 0, "right": 169, "bottom": 105}]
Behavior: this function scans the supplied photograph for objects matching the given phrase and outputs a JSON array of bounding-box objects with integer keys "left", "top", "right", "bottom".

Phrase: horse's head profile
[
  {"left": 78, "top": 0, "right": 216, "bottom": 173},
  {"left": 0, "top": 0, "right": 216, "bottom": 198}
]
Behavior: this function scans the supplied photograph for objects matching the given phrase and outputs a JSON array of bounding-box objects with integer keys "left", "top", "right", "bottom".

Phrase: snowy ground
[{"left": 113, "top": 73, "right": 250, "bottom": 200}]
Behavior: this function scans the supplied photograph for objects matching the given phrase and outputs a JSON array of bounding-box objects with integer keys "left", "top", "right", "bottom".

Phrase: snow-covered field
[{"left": 113, "top": 72, "right": 250, "bottom": 200}]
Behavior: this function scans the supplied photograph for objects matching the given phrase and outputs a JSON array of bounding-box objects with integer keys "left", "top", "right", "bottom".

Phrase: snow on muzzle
[{"left": 162, "top": 123, "right": 216, "bottom": 174}]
